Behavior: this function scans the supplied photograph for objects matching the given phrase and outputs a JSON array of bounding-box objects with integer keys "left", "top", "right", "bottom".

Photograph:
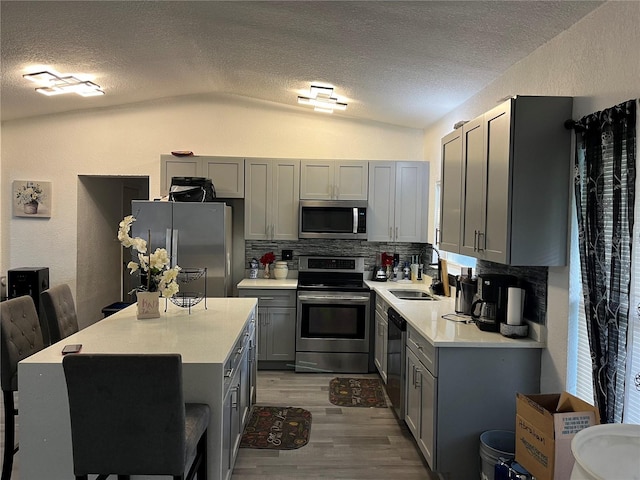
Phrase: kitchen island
[{"left": 18, "top": 298, "right": 257, "bottom": 480}]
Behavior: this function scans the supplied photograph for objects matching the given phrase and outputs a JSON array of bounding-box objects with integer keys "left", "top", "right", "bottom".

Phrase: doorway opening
[{"left": 76, "top": 175, "right": 148, "bottom": 326}]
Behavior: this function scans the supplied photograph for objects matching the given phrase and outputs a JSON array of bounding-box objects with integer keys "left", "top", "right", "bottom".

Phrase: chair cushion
[{"left": 185, "top": 403, "right": 210, "bottom": 460}]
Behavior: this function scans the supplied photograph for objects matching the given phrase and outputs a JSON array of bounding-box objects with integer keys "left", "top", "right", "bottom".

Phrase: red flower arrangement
[{"left": 260, "top": 251, "right": 275, "bottom": 266}]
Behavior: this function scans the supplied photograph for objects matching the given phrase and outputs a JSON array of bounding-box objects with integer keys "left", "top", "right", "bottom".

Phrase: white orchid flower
[{"left": 127, "top": 261, "right": 140, "bottom": 274}]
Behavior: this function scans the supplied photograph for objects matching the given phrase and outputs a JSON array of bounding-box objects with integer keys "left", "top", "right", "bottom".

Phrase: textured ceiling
[{"left": 0, "top": 1, "right": 603, "bottom": 128}]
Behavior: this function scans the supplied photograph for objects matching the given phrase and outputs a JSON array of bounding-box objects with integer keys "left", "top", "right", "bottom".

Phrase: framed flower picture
[{"left": 13, "top": 180, "right": 52, "bottom": 218}]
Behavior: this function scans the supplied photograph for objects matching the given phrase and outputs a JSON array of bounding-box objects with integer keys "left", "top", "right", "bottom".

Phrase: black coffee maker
[{"left": 471, "top": 274, "right": 518, "bottom": 332}]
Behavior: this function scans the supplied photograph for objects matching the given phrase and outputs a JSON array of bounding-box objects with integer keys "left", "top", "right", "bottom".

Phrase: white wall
[
  {"left": 423, "top": 1, "right": 640, "bottom": 392},
  {"left": 1, "top": 93, "right": 423, "bottom": 302}
]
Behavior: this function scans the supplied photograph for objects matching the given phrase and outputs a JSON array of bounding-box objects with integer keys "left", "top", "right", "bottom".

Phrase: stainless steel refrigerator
[{"left": 130, "top": 201, "right": 233, "bottom": 297}]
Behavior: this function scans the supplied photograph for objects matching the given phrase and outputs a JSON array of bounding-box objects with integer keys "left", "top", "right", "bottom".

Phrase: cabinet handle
[
  {"left": 231, "top": 385, "right": 239, "bottom": 409},
  {"left": 395, "top": 227, "right": 399, "bottom": 240},
  {"left": 409, "top": 337, "right": 423, "bottom": 351},
  {"left": 389, "top": 227, "right": 393, "bottom": 240},
  {"left": 335, "top": 184, "right": 339, "bottom": 199},
  {"left": 435, "top": 228, "right": 440, "bottom": 245},
  {"left": 225, "top": 368, "right": 234, "bottom": 379},
  {"left": 412, "top": 364, "right": 417, "bottom": 387},
  {"left": 473, "top": 230, "right": 478, "bottom": 251},
  {"left": 415, "top": 368, "right": 422, "bottom": 388}
]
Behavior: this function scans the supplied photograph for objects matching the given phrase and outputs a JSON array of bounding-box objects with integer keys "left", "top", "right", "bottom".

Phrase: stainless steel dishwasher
[{"left": 386, "top": 308, "right": 407, "bottom": 421}]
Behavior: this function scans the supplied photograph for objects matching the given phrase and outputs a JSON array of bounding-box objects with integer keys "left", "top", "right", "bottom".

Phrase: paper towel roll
[{"left": 506, "top": 287, "right": 525, "bottom": 325}]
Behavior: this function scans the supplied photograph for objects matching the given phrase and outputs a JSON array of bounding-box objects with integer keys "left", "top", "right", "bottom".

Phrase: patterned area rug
[
  {"left": 329, "top": 377, "right": 388, "bottom": 408},
  {"left": 240, "top": 406, "right": 312, "bottom": 450}
]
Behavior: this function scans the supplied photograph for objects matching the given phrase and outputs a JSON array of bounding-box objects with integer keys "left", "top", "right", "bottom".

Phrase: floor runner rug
[
  {"left": 329, "top": 377, "right": 388, "bottom": 408},
  {"left": 240, "top": 405, "right": 311, "bottom": 450}
]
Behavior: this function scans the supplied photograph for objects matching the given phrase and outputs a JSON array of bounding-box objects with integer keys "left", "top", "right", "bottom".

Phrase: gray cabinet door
[
  {"left": 483, "top": 101, "right": 512, "bottom": 263},
  {"left": 460, "top": 117, "right": 485, "bottom": 257},
  {"left": 439, "top": 130, "right": 463, "bottom": 252},
  {"left": 266, "top": 307, "right": 296, "bottom": 361},
  {"left": 405, "top": 348, "right": 421, "bottom": 439},
  {"left": 417, "top": 365, "right": 436, "bottom": 470}
]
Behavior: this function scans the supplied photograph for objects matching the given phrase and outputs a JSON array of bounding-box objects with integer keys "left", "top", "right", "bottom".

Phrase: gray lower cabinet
[
  {"left": 374, "top": 294, "right": 389, "bottom": 382},
  {"left": 222, "top": 314, "right": 255, "bottom": 480},
  {"left": 405, "top": 327, "right": 437, "bottom": 468},
  {"left": 239, "top": 289, "right": 296, "bottom": 367},
  {"left": 405, "top": 325, "right": 541, "bottom": 479}
]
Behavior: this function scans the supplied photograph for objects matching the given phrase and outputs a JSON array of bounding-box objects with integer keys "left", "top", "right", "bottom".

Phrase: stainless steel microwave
[{"left": 299, "top": 200, "right": 367, "bottom": 239}]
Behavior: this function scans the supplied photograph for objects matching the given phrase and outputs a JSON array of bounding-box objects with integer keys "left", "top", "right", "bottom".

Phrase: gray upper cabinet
[
  {"left": 160, "top": 155, "right": 245, "bottom": 198},
  {"left": 440, "top": 96, "right": 573, "bottom": 266},
  {"left": 368, "top": 161, "right": 429, "bottom": 242},
  {"left": 244, "top": 158, "right": 300, "bottom": 240},
  {"left": 300, "top": 160, "right": 368, "bottom": 200}
]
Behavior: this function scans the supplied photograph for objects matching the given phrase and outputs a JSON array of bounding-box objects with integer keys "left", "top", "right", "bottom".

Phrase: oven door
[{"left": 296, "top": 291, "right": 371, "bottom": 353}]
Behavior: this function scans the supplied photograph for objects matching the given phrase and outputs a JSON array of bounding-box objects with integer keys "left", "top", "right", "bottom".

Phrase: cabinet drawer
[
  {"left": 238, "top": 289, "right": 296, "bottom": 307},
  {"left": 407, "top": 325, "right": 437, "bottom": 376},
  {"left": 375, "top": 294, "right": 389, "bottom": 314}
]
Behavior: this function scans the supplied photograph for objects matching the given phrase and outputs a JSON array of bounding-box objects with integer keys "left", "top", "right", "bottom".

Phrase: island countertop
[
  {"left": 366, "top": 280, "right": 544, "bottom": 348},
  {"left": 21, "top": 297, "right": 259, "bottom": 365}
]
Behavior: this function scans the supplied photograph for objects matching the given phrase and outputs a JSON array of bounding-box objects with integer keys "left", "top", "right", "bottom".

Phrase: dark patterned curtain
[{"left": 573, "top": 99, "right": 636, "bottom": 423}]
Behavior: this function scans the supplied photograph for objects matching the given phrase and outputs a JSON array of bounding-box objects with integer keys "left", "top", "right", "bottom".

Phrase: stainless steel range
[{"left": 295, "top": 256, "right": 372, "bottom": 373}]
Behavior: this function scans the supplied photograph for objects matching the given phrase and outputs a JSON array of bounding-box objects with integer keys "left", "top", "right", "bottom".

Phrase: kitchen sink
[{"left": 388, "top": 289, "right": 438, "bottom": 301}]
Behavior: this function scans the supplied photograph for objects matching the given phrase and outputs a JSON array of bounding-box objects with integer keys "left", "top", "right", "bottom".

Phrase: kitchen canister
[{"left": 273, "top": 261, "right": 289, "bottom": 280}]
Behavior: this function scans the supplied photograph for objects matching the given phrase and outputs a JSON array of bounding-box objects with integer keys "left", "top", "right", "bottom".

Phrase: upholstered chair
[
  {"left": 62, "top": 353, "right": 210, "bottom": 480},
  {"left": 41, "top": 284, "right": 79, "bottom": 344},
  {"left": 0, "top": 295, "right": 46, "bottom": 480}
]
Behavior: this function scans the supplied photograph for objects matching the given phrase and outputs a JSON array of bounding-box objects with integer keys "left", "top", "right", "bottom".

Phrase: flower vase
[
  {"left": 23, "top": 201, "right": 39, "bottom": 214},
  {"left": 136, "top": 291, "right": 161, "bottom": 319},
  {"left": 264, "top": 263, "right": 271, "bottom": 279}
]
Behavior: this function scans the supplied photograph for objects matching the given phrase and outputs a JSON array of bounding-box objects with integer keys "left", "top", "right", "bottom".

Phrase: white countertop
[
  {"left": 21, "top": 297, "right": 259, "bottom": 365},
  {"left": 365, "top": 280, "right": 545, "bottom": 349},
  {"left": 237, "top": 278, "right": 298, "bottom": 289}
]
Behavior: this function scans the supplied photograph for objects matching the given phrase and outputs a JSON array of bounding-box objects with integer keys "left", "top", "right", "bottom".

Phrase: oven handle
[{"left": 298, "top": 293, "right": 370, "bottom": 302}]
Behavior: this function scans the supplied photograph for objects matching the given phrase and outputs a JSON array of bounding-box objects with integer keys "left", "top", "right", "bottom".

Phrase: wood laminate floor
[
  {"left": 0, "top": 372, "right": 436, "bottom": 479},
  {"left": 232, "top": 371, "right": 437, "bottom": 480}
]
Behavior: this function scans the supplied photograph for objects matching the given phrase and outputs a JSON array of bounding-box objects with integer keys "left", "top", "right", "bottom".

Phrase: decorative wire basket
[
  {"left": 169, "top": 292, "right": 204, "bottom": 310},
  {"left": 166, "top": 267, "right": 207, "bottom": 313}
]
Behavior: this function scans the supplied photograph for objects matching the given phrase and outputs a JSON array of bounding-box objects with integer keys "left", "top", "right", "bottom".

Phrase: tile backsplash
[{"left": 245, "top": 240, "right": 430, "bottom": 275}]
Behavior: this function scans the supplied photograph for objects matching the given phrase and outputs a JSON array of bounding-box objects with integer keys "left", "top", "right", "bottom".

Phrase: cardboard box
[{"left": 515, "top": 392, "right": 600, "bottom": 480}]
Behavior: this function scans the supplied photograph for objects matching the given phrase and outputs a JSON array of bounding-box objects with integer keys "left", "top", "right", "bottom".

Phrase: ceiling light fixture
[
  {"left": 297, "top": 85, "right": 347, "bottom": 113},
  {"left": 23, "top": 70, "right": 105, "bottom": 97}
]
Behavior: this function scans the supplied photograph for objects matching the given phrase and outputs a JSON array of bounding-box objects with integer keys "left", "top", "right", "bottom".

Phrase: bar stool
[
  {"left": 62, "top": 353, "right": 209, "bottom": 480},
  {"left": 1, "top": 295, "right": 46, "bottom": 480},
  {"left": 41, "top": 284, "right": 79, "bottom": 344}
]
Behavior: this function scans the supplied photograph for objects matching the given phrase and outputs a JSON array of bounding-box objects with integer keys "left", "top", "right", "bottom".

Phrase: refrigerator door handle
[{"left": 171, "top": 229, "right": 179, "bottom": 267}]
